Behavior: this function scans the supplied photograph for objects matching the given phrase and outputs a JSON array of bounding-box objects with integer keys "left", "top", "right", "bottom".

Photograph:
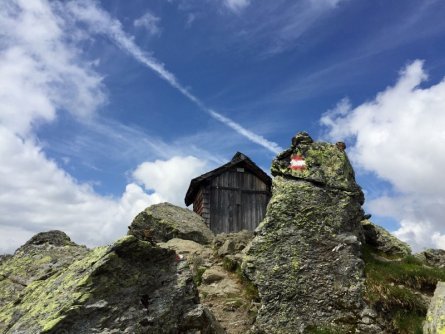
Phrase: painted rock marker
[{"left": 289, "top": 154, "right": 306, "bottom": 171}]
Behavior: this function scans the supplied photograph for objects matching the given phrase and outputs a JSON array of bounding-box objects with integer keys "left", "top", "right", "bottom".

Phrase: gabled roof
[{"left": 184, "top": 152, "right": 272, "bottom": 206}]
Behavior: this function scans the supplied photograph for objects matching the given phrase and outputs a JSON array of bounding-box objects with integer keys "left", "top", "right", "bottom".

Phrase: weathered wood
[
  {"left": 207, "top": 169, "right": 270, "bottom": 233},
  {"left": 186, "top": 152, "right": 271, "bottom": 233}
]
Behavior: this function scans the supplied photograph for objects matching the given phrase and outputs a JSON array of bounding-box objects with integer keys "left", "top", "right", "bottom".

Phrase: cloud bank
[
  {"left": 321, "top": 60, "right": 445, "bottom": 251},
  {"left": 0, "top": 0, "right": 208, "bottom": 253}
]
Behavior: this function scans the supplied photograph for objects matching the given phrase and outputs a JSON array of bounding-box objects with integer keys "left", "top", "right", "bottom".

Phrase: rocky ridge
[{"left": 1, "top": 132, "right": 445, "bottom": 333}]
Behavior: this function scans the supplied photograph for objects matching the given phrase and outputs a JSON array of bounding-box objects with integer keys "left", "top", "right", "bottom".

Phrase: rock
[
  {"left": 214, "top": 230, "right": 254, "bottom": 256},
  {"left": 0, "top": 234, "right": 223, "bottom": 333},
  {"left": 361, "top": 219, "right": 411, "bottom": 257},
  {"left": 424, "top": 281, "right": 445, "bottom": 333},
  {"left": 417, "top": 249, "right": 445, "bottom": 268},
  {"left": 0, "top": 231, "right": 88, "bottom": 311},
  {"left": 242, "top": 133, "right": 380, "bottom": 333},
  {"left": 202, "top": 267, "right": 226, "bottom": 284},
  {"left": 271, "top": 131, "right": 363, "bottom": 199},
  {"left": 218, "top": 240, "right": 235, "bottom": 257},
  {"left": 128, "top": 202, "right": 214, "bottom": 245},
  {"left": 159, "top": 238, "right": 207, "bottom": 256},
  {"left": 19, "top": 230, "right": 78, "bottom": 249},
  {"left": 181, "top": 304, "right": 226, "bottom": 334}
]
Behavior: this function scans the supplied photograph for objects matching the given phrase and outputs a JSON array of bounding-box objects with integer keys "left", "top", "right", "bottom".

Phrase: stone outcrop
[
  {"left": 128, "top": 202, "right": 214, "bottom": 245},
  {"left": 424, "top": 281, "right": 445, "bottom": 333},
  {"left": 242, "top": 132, "right": 381, "bottom": 333},
  {"left": 0, "top": 231, "right": 223, "bottom": 334},
  {"left": 417, "top": 249, "right": 445, "bottom": 269},
  {"left": 361, "top": 219, "right": 411, "bottom": 257}
]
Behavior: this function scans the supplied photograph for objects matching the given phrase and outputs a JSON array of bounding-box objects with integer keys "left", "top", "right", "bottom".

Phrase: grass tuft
[{"left": 363, "top": 245, "right": 445, "bottom": 333}]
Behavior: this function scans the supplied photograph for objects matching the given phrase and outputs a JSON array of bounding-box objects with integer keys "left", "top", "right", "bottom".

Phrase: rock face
[
  {"left": 0, "top": 232, "right": 223, "bottom": 334},
  {"left": 424, "top": 281, "right": 445, "bottom": 333},
  {"left": 243, "top": 132, "right": 380, "bottom": 333},
  {"left": 361, "top": 219, "right": 411, "bottom": 257},
  {"left": 128, "top": 202, "right": 214, "bottom": 245}
]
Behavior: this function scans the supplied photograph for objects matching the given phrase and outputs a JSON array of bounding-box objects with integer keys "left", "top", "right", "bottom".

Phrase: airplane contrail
[{"left": 67, "top": 0, "right": 283, "bottom": 154}]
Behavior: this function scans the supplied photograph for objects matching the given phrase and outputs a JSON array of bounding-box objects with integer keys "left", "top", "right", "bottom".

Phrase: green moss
[
  {"left": 193, "top": 267, "right": 206, "bottom": 286},
  {"left": 363, "top": 245, "right": 445, "bottom": 333}
]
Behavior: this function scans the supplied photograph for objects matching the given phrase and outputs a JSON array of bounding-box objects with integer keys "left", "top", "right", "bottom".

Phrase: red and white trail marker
[{"left": 289, "top": 154, "right": 306, "bottom": 171}]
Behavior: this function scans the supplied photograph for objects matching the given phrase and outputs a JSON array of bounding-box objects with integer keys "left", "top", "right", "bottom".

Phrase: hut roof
[{"left": 184, "top": 152, "right": 272, "bottom": 206}]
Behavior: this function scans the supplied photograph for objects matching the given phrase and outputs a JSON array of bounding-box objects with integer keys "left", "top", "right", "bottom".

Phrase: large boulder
[
  {"left": 242, "top": 132, "right": 381, "bottom": 333},
  {"left": 0, "top": 233, "right": 224, "bottom": 334},
  {"left": 361, "top": 219, "right": 411, "bottom": 257},
  {"left": 424, "top": 281, "right": 445, "bottom": 333},
  {"left": 128, "top": 202, "right": 214, "bottom": 245}
]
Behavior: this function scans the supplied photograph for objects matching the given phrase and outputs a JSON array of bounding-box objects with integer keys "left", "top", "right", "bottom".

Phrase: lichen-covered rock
[
  {"left": 243, "top": 132, "right": 380, "bottom": 333},
  {"left": 417, "top": 249, "right": 445, "bottom": 269},
  {"left": 361, "top": 219, "right": 411, "bottom": 257},
  {"left": 271, "top": 131, "right": 363, "bottom": 198},
  {"left": 128, "top": 202, "right": 214, "bottom": 245},
  {"left": 0, "top": 234, "right": 224, "bottom": 333},
  {"left": 19, "top": 230, "right": 78, "bottom": 249},
  {"left": 0, "top": 231, "right": 88, "bottom": 312},
  {"left": 424, "top": 281, "right": 445, "bottom": 333}
]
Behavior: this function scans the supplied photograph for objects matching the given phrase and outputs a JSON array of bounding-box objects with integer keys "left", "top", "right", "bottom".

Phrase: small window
[{"left": 236, "top": 168, "right": 245, "bottom": 172}]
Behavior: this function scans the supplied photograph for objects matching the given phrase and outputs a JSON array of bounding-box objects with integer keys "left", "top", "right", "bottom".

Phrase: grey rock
[
  {"left": 242, "top": 134, "right": 379, "bottom": 333},
  {"left": 19, "top": 230, "right": 78, "bottom": 250},
  {"left": 424, "top": 281, "right": 445, "bottom": 333},
  {"left": 0, "top": 234, "right": 223, "bottom": 334},
  {"left": 201, "top": 267, "right": 226, "bottom": 284},
  {"left": 218, "top": 239, "right": 235, "bottom": 257},
  {"left": 417, "top": 249, "right": 445, "bottom": 268},
  {"left": 181, "top": 304, "right": 226, "bottom": 334},
  {"left": 213, "top": 230, "right": 254, "bottom": 255},
  {"left": 128, "top": 202, "right": 214, "bottom": 245},
  {"left": 361, "top": 219, "right": 411, "bottom": 257}
]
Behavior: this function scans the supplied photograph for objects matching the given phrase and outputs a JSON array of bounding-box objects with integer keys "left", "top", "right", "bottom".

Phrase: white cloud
[
  {"left": 0, "top": 0, "right": 106, "bottom": 136},
  {"left": 133, "top": 156, "right": 208, "bottom": 206},
  {"left": 321, "top": 60, "right": 445, "bottom": 251},
  {"left": 0, "top": 125, "right": 159, "bottom": 254},
  {"left": 134, "top": 11, "right": 161, "bottom": 36},
  {"left": 224, "top": 0, "right": 251, "bottom": 12},
  {"left": 0, "top": 0, "right": 206, "bottom": 254}
]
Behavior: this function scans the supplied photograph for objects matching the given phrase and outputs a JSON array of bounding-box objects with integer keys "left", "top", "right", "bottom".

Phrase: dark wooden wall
[
  {"left": 193, "top": 188, "right": 210, "bottom": 226},
  {"left": 201, "top": 168, "right": 270, "bottom": 233}
]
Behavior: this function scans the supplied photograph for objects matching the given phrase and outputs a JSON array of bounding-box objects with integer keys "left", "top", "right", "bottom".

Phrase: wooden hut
[{"left": 185, "top": 152, "right": 272, "bottom": 234}]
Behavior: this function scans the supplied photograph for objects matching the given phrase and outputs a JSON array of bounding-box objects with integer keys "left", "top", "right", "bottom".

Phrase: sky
[{"left": 1, "top": 0, "right": 445, "bottom": 253}]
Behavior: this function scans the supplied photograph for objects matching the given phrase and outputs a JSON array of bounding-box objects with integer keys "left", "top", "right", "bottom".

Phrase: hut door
[
  {"left": 209, "top": 170, "right": 269, "bottom": 233},
  {"left": 210, "top": 187, "right": 239, "bottom": 233}
]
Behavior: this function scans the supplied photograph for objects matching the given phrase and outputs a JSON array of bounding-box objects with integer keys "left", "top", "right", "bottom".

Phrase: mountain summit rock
[{"left": 243, "top": 132, "right": 381, "bottom": 333}]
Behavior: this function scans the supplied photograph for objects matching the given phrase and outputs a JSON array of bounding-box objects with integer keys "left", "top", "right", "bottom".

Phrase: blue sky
[{"left": 1, "top": 0, "right": 445, "bottom": 253}]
